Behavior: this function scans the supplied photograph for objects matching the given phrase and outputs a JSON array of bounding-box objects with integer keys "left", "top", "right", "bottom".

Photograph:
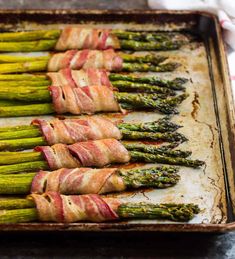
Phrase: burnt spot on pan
[{"left": 191, "top": 91, "right": 215, "bottom": 149}]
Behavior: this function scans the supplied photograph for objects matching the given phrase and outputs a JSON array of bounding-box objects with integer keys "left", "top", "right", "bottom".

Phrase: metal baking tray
[{"left": 0, "top": 10, "right": 234, "bottom": 232}]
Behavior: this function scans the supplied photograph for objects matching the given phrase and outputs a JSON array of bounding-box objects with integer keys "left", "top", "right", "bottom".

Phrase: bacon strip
[
  {"left": 35, "top": 139, "right": 130, "bottom": 170},
  {"left": 31, "top": 167, "right": 126, "bottom": 195},
  {"left": 47, "top": 49, "right": 123, "bottom": 72},
  {"left": 32, "top": 116, "right": 122, "bottom": 145},
  {"left": 49, "top": 84, "right": 120, "bottom": 115},
  {"left": 55, "top": 27, "right": 120, "bottom": 51},
  {"left": 30, "top": 192, "right": 120, "bottom": 223},
  {"left": 47, "top": 68, "right": 112, "bottom": 88}
]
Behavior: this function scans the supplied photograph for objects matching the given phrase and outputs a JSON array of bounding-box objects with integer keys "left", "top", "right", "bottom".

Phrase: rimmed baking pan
[{"left": 0, "top": 9, "right": 234, "bottom": 232}]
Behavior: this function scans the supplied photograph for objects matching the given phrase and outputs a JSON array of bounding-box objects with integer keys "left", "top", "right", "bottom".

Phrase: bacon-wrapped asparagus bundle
[
  {"left": 0, "top": 71, "right": 188, "bottom": 91},
  {"left": 0, "top": 192, "right": 200, "bottom": 223},
  {"left": 0, "top": 117, "right": 186, "bottom": 151},
  {"left": 0, "top": 139, "right": 205, "bottom": 174},
  {"left": 0, "top": 82, "right": 188, "bottom": 117},
  {"left": 0, "top": 68, "right": 187, "bottom": 96},
  {"left": 0, "top": 49, "right": 180, "bottom": 74},
  {"left": 0, "top": 166, "right": 180, "bottom": 195},
  {"left": 0, "top": 28, "right": 192, "bottom": 52}
]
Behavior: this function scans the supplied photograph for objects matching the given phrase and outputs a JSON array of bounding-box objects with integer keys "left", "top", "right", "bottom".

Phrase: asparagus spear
[
  {"left": 0, "top": 103, "right": 54, "bottom": 117},
  {"left": 121, "top": 130, "right": 187, "bottom": 143},
  {"left": 0, "top": 73, "right": 188, "bottom": 92},
  {"left": 0, "top": 30, "right": 61, "bottom": 42},
  {"left": 0, "top": 135, "right": 46, "bottom": 150},
  {"left": 0, "top": 117, "right": 179, "bottom": 135},
  {"left": 0, "top": 151, "right": 43, "bottom": 165},
  {"left": 112, "top": 30, "right": 192, "bottom": 43},
  {"left": 130, "top": 151, "right": 204, "bottom": 168},
  {"left": 112, "top": 80, "right": 176, "bottom": 95},
  {"left": 109, "top": 74, "right": 188, "bottom": 90},
  {"left": 0, "top": 39, "right": 182, "bottom": 53},
  {"left": 0, "top": 91, "right": 182, "bottom": 117},
  {"left": 0, "top": 81, "right": 49, "bottom": 87},
  {"left": 0, "top": 73, "right": 48, "bottom": 81},
  {"left": 122, "top": 62, "right": 180, "bottom": 72},
  {"left": 0, "top": 166, "right": 180, "bottom": 195},
  {"left": 117, "top": 202, "right": 200, "bottom": 222},
  {"left": 0, "top": 60, "right": 48, "bottom": 74},
  {"left": 0, "top": 146, "right": 204, "bottom": 174},
  {"left": 120, "top": 40, "right": 181, "bottom": 51},
  {"left": 120, "top": 53, "right": 167, "bottom": 65},
  {"left": 0, "top": 129, "right": 187, "bottom": 150},
  {"left": 0, "top": 59, "right": 179, "bottom": 74},
  {"left": 118, "top": 117, "right": 181, "bottom": 132},
  {"left": 0, "top": 40, "right": 57, "bottom": 52},
  {"left": 0, "top": 29, "right": 190, "bottom": 44},
  {"left": 0, "top": 161, "right": 48, "bottom": 174},
  {"left": 0, "top": 201, "right": 199, "bottom": 224},
  {"left": 123, "top": 143, "right": 192, "bottom": 158}
]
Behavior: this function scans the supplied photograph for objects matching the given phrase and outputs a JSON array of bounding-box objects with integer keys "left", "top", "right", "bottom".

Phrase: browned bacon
[
  {"left": 30, "top": 192, "right": 120, "bottom": 222},
  {"left": 47, "top": 49, "right": 123, "bottom": 72},
  {"left": 55, "top": 27, "right": 120, "bottom": 51},
  {"left": 31, "top": 167, "right": 125, "bottom": 195},
  {"left": 35, "top": 139, "right": 130, "bottom": 170},
  {"left": 32, "top": 116, "right": 122, "bottom": 145},
  {"left": 49, "top": 84, "right": 120, "bottom": 115}
]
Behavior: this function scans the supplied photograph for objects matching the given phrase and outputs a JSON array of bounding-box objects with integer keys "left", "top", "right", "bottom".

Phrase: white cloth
[{"left": 148, "top": 0, "right": 235, "bottom": 99}]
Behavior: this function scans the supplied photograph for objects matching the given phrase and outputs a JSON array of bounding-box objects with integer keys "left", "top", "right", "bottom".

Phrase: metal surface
[{"left": 0, "top": 10, "right": 234, "bottom": 232}]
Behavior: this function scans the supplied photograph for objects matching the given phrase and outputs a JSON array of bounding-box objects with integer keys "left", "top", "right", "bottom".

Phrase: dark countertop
[{"left": 0, "top": 0, "right": 234, "bottom": 258}]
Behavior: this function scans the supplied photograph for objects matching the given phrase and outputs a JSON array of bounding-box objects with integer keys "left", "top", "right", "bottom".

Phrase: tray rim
[{"left": 0, "top": 9, "right": 234, "bottom": 232}]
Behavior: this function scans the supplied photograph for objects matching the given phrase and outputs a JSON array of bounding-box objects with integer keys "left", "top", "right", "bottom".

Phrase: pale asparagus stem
[
  {"left": 0, "top": 198, "right": 35, "bottom": 210},
  {"left": 0, "top": 104, "right": 54, "bottom": 117},
  {"left": 0, "top": 81, "right": 49, "bottom": 87},
  {"left": 0, "top": 40, "right": 57, "bottom": 52},
  {"left": 0, "top": 137, "right": 46, "bottom": 151},
  {"left": 0, "top": 151, "right": 43, "bottom": 165},
  {"left": 0, "top": 60, "right": 48, "bottom": 74},
  {"left": 0, "top": 202, "right": 200, "bottom": 223},
  {"left": 0, "top": 125, "right": 38, "bottom": 132},
  {"left": 0, "top": 55, "right": 50, "bottom": 63},
  {"left": 0, "top": 74, "right": 48, "bottom": 81},
  {"left": 0, "top": 30, "right": 60, "bottom": 42},
  {"left": 0, "top": 161, "right": 48, "bottom": 174},
  {"left": 0, "top": 208, "right": 38, "bottom": 223}
]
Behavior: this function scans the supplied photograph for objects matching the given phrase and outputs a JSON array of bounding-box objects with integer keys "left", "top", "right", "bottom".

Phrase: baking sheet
[{"left": 0, "top": 21, "right": 228, "bottom": 225}]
